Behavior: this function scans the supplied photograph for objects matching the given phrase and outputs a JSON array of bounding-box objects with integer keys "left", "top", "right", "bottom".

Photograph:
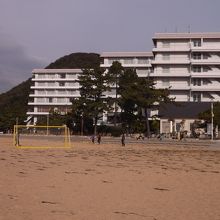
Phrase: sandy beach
[{"left": 0, "top": 135, "right": 220, "bottom": 220}]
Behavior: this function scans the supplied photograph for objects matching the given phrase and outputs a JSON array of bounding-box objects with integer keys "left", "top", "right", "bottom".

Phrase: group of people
[
  {"left": 91, "top": 134, "right": 102, "bottom": 144},
  {"left": 91, "top": 133, "right": 126, "bottom": 146}
]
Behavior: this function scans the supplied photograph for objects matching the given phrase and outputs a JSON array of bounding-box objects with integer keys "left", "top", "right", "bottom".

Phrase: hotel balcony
[
  {"left": 151, "top": 59, "right": 190, "bottom": 65},
  {"left": 28, "top": 102, "right": 72, "bottom": 106},
  {"left": 191, "top": 59, "right": 220, "bottom": 65},
  {"left": 30, "top": 85, "right": 80, "bottom": 89},
  {"left": 150, "top": 72, "right": 190, "bottom": 77},
  {"left": 32, "top": 78, "right": 78, "bottom": 81},
  {"left": 191, "top": 85, "right": 220, "bottom": 91},
  {"left": 100, "top": 63, "right": 151, "bottom": 68},
  {"left": 155, "top": 84, "right": 190, "bottom": 90},
  {"left": 191, "top": 72, "right": 220, "bottom": 78},
  {"left": 29, "top": 94, "right": 80, "bottom": 98},
  {"left": 191, "top": 46, "right": 220, "bottom": 52},
  {"left": 153, "top": 47, "right": 190, "bottom": 53}
]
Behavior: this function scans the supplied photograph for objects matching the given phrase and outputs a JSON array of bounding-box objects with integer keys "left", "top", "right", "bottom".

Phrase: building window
[
  {"left": 193, "top": 93, "right": 201, "bottom": 102},
  {"left": 162, "top": 41, "right": 170, "bottom": 48},
  {"left": 47, "top": 90, "right": 55, "bottom": 95},
  {"left": 203, "top": 53, "right": 209, "bottom": 59},
  {"left": 162, "top": 67, "right": 170, "bottom": 73},
  {"left": 37, "top": 90, "right": 45, "bottom": 95},
  {"left": 192, "top": 53, "right": 201, "bottom": 60},
  {"left": 203, "top": 66, "right": 209, "bottom": 72},
  {"left": 192, "top": 78, "right": 201, "bottom": 86},
  {"left": 47, "top": 74, "right": 56, "bottom": 79},
  {"left": 137, "top": 58, "right": 149, "bottom": 64},
  {"left": 59, "top": 74, "right": 66, "bottom": 79},
  {"left": 58, "top": 90, "right": 66, "bottom": 95},
  {"left": 57, "top": 98, "right": 66, "bottom": 103},
  {"left": 192, "top": 66, "right": 201, "bottom": 72},
  {"left": 163, "top": 54, "right": 170, "bottom": 60},
  {"left": 36, "top": 98, "right": 45, "bottom": 103},
  {"left": 108, "top": 58, "right": 120, "bottom": 65},
  {"left": 37, "top": 106, "right": 51, "bottom": 112},
  {"left": 203, "top": 79, "right": 210, "bottom": 85},
  {"left": 68, "top": 90, "right": 77, "bottom": 95},
  {"left": 37, "top": 74, "right": 46, "bottom": 79},
  {"left": 66, "top": 74, "right": 77, "bottom": 79},
  {"left": 49, "top": 98, "right": 53, "bottom": 103},
  {"left": 47, "top": 82, "right": 55, "bottom": 87},
  {"left": 59, "top": 82, "right": 65, "bottom": 87},
  {"left": 38, "top": 82, "right": 46, "bottom": 86},
  {"left": 123, "top": 58, "right": 134, "bottom": 64},
  {"left": 193, "top": 39, "right": 201, "bottom": 47}
]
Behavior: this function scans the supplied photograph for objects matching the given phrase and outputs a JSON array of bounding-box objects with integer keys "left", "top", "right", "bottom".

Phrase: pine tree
[
  {"left": 72, "top": 67, "right": 113, "bottom": 135},
  {"left": 118, "top": 69, "right": 173, "bottom": 137},
  {"left": 108, "top": 61, "right": 124, "bottom": 126}
]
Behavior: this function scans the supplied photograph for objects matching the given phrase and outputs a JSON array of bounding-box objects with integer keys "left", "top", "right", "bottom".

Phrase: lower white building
[{"left": 27, "top": 69, "right": 82, "bottom": 124}]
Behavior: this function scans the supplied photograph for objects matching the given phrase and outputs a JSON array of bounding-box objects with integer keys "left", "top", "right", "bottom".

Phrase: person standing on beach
[
  {"left": 15, "top": 129, "right": 20, "bottom": 146},
  {"left": 121, "top": 133, "right": 125, "bottom": 146},
  {"left": 97, "top": 134, "right": 101, "bottom": 144},
  {"left": 91, "top": 135, "right": 95, "bottom": 144}
]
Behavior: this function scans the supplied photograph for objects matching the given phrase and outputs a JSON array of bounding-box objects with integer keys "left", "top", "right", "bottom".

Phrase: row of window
[
  {"left": 159, "top": 53, "right": 214, "bottom": 61},
  {"left": 108, "top": 58, "right": 151, "bottom": 65},
  {"left": 36, "top": 90, "right": 79, "bottom": 95},
  {"left": 162, "top": 39, "right": 202, "bottom": 48},
  {"left": 161, "top": 66, "right": 210, "bottom": 73},
  {"left": 36, "top": 82, "right": 79, "bottom": 87},
  {"left": 36, "top": 106, "right": 72, "bottom": 113},
  {"left": 161, "top": 78, "right": 212, "bottom": 86},
  {"left": 34, "top": 98, "right": 71, "bottom": 103},
  {"left": 35, "top": 73, "right": 78, "bottom": 79}
]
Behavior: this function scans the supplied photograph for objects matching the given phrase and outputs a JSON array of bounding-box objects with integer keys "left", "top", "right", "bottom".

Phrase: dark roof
[{"left": 158, "top": 102, "right": 211, "bottom": 119}]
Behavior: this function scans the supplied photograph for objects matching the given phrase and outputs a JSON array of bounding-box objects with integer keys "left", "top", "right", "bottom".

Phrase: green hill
[{"left": 0, "top": 53, "right": 100, "bottom": 131}]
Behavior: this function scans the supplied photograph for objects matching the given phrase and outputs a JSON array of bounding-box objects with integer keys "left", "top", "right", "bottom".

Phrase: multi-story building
[
  {"left": 27, "top": 69, "right": 82, "bottom": 124},
  {"left": 100, "top": 52, "right": 153, "bottom": 78},
  {"left": 152, "top": 32, "right": 220, "bottom": 102}
]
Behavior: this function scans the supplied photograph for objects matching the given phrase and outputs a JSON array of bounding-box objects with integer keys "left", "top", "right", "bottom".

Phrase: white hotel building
[
  {"left": 152, "top": 32, "right": 220, "bottom": 102},
  {"left": 27, "top": 33, "right": 220, "bottom": 124}
]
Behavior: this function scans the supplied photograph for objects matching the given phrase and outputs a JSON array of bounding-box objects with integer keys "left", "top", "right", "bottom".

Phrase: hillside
[
  {"left": 0, "top": 53, "right": 100, "bottom": 130},
  {"left": 46, "top": 52, "right": 100, "bottom": 69}
]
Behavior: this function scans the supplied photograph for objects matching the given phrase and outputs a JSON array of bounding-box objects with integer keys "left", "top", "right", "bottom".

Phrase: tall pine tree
[{"left": 72, "top": 67, "right": 113, "bottom": 135}]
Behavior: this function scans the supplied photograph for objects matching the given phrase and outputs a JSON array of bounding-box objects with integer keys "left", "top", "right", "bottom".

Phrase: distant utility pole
[
  {"left": 46, "top": 114, "right": 49, "bottom": 136},
  {"left": 211, "top": 102, "right": 214, "bottom": 141},
  {"left": 188, "top": 25, "right": 191, "bottom": 33}
]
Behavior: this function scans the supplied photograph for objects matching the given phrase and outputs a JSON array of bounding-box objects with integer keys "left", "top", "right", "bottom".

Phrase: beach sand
[{"left": 0, "top": 135, "right": 220, "bottom": 220}]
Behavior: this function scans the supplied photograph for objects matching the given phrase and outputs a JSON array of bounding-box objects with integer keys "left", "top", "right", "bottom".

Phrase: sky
[{"left": 0, "top": 0, "right": 220, "bottom": 93}]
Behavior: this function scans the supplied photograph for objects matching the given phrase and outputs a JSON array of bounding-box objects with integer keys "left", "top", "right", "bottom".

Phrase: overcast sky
[{"left": 0, "top": 0, "right": 220, "bottom": 93}]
